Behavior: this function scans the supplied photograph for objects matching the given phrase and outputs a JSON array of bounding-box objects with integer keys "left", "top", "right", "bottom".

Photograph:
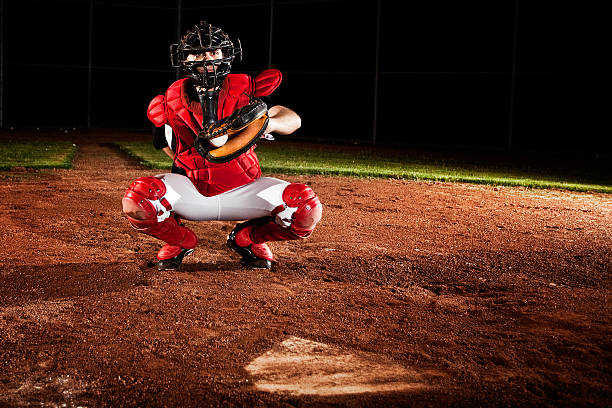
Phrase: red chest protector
[{"left": 147, "top": 69, "right": 282, "bottom": 197}]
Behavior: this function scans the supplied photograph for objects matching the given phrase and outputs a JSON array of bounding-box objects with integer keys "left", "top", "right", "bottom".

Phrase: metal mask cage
[{"left": 170, "top": 21, "right": 242, "bottom": 89}]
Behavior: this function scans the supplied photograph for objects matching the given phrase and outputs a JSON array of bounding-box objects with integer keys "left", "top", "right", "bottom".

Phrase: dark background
[{"left": 2, "top": 0, "right": 611, "bottom": 155}]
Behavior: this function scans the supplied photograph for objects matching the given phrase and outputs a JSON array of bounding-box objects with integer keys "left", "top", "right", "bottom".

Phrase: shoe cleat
[{"left": 157, "top": 248, "right": 194, "bottom": 271}]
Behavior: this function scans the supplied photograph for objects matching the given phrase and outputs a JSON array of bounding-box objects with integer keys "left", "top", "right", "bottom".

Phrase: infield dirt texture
[{"left": 0, "top": 132, "right": 610, "bottom": 407}]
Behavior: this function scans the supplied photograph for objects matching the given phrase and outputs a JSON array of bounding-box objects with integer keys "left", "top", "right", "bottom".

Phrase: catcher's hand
[{"left": 194, "top": 97, "right": 269, "bottom": 163}]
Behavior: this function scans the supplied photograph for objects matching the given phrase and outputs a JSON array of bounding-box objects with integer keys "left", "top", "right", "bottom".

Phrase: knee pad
[
  {"left": 122, "top": 176, "right": 172, "bottom": 228},
  {"left": 273, "top": 183, "right": 323, "bottom": 237}
]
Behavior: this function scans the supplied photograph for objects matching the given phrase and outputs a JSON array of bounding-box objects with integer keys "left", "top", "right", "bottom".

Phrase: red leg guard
[
  {"left": 128, "top": 216, "right": 197, "bottom": 250},
  {"left": 228, "top": 184, "right": 322, "bottom": 267},
  {"left": 266, "top": 183, "right": 323, "bottom": 240},
  {"left": 250, "top": 221, "right": 301, "bottom": 244},
  {"left": 122, "top": 177, "right": 197, "bottom": 258},
  {"left": 235, "top": 225, "right": 275, "bottom": 261},
  {"left": 281, "top": 183, "right": 323, "bottom": 235}
]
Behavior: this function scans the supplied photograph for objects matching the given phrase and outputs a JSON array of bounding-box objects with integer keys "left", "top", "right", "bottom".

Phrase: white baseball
[{"left": 209, "top": 134, "right": 228, "bottom": 147}]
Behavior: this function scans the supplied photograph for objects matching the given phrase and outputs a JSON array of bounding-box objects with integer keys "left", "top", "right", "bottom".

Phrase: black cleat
[
  {"left": 157, "top": 248, "right": 194, "bottom": 271},
  {"left": 227, "top": 219, "right": 273, "bottom": 270}
]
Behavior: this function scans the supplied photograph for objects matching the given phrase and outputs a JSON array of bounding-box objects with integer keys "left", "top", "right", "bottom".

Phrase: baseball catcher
[{"left": 122, "top": 20, "right": 322, "bottom": 271}]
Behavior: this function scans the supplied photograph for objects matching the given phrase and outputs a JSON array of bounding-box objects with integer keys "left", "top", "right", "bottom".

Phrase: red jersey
[{"left": 147, "top": 69, "right": 282, "bottom": 197}]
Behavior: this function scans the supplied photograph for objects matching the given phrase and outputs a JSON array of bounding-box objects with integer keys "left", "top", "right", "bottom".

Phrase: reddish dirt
[{"left": 0, "top": 131, "right": 611, "bottom": 407}]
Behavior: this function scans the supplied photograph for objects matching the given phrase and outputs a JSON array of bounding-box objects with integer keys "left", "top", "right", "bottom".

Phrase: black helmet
[{"left": 170, "top": 21, "right": 242, "bottom": 90}]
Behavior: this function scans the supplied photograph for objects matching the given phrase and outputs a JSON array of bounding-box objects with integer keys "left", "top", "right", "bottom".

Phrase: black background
[{"left": 2, "top": 0, "right": 611, "bottom": 155}]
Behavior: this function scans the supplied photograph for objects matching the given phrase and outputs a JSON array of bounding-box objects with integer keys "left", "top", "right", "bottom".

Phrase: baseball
[{"left": 209, "top": 134, "right": 228, "bottom": 147}]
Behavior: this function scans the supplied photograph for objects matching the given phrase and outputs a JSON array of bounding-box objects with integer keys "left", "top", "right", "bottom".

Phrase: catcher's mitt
[{"left": 194, "top": 97, "right": 269, "bottom": 163}]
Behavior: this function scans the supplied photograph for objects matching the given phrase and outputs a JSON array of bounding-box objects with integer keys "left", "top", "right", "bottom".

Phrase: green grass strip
[
  {"left": 0, "top": 141, "right": 77, "bottom": 170},
  {"left": 113, "top": 141, "right": 611, "bottom": 194},
  {"left": 115, "top": 141, "right": 172, "bottom": 169}
]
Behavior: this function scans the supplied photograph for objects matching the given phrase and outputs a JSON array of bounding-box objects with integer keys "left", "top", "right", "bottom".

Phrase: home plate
[{"left": 245, "top": 336, "right": 428, "bottom": 396}]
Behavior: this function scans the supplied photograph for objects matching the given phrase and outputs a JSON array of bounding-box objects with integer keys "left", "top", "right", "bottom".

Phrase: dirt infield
[{"left": 0, "top": 133, "right": 611, "bottom": 407}]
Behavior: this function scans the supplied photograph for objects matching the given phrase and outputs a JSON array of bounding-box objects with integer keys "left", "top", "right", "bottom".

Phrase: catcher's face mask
[{"left": 170, "top": 20, "right": 242, "bottom": 91}]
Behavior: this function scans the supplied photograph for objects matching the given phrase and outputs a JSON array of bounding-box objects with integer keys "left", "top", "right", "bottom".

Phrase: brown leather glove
[{"left": 194, "top": 97, "right": 268, "bottom": 163}]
